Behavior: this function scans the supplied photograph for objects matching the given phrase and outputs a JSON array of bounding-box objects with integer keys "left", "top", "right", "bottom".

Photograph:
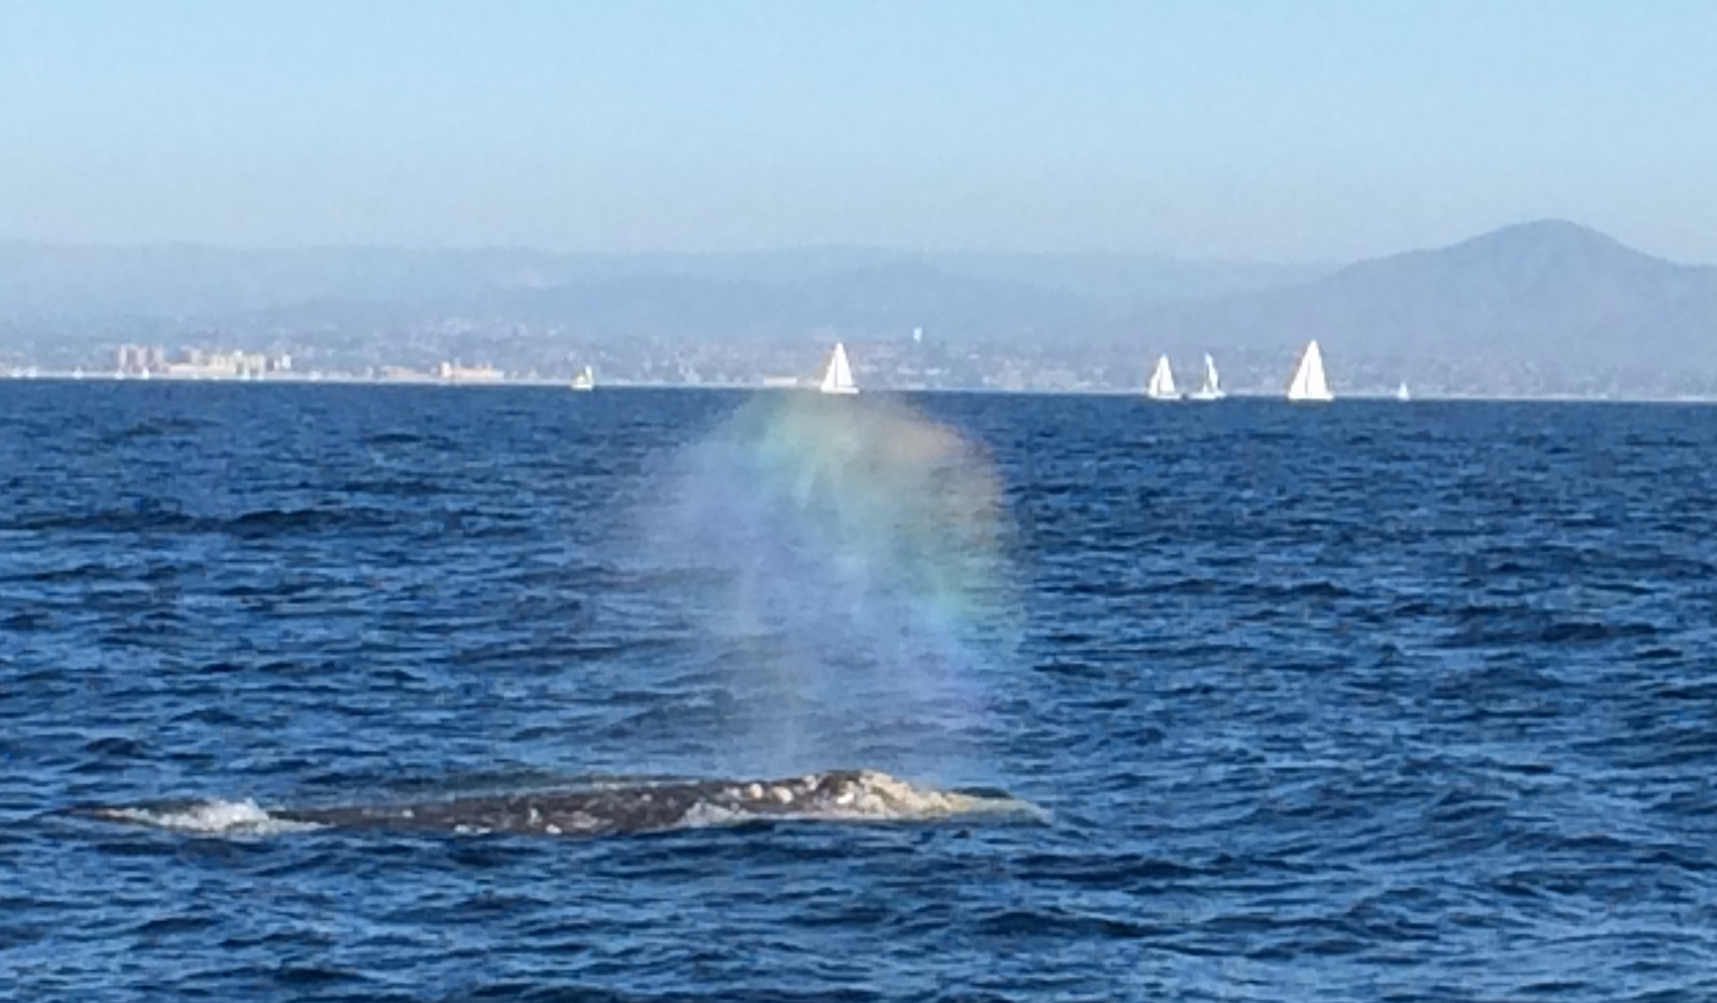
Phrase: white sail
[
  {"left": 571, "top": 365, "right": 595, "bottom": 391},
  {"left": 1286, "top": 340, "right": 1333, "bottom": 402},
  {"left": 1190, "top": 353, "right": 1225, "bottom": 400},
  {"left": 1146, "top": 354, "right": 1178, "bottom": 399},
  {"left": 1396, "top": 381, "right": 1410, "bottom": 402},
  {"left": 819, "top": 342, "right": 858, "bottom": 394}
]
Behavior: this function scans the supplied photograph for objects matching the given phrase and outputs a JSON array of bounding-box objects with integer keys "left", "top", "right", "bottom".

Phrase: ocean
[{"left": 3, "top": 382, "right": 1715, "bottom": 1001}]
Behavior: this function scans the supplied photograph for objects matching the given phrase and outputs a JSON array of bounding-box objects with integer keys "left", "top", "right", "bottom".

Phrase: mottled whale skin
[{"left": 76, "top": 769, "right": 1032, "bottom": 839}]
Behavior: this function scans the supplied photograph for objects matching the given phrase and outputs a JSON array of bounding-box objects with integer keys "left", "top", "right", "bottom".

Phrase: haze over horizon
[
  {"left": 5, "top": 216, "right": 1716, "bottom": 270},
  {"left": 4, "top": 1, "right": 1716, "bottom": 263}
]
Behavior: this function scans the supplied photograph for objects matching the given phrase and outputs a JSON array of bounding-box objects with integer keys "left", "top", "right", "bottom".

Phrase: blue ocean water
[{"left": 4, "top": 382, "right": 1717, "bottom": 1001}]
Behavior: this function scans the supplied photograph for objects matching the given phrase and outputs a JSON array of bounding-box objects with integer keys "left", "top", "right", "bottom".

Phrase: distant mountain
[
  {"left": 471, "top": 261, "right": 1096, "bottom": 342},
  {"left": 1134, "top": 220, "right": 1717, "bottom": 379},
  {"left": 0, "top": 241, "right": 1316, "bottom": 325},
  {"left": 0, "top": 243, "right": 571, "bottom": 319},
  {"left": 10, "top": 223, "right": 1713, "bottom": 395},
  {"left": 920, "top": 251, "right": 1322, "bottom": 310}
]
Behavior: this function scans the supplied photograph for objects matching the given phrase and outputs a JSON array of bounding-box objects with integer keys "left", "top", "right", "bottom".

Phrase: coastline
[{"left": 3, "top": 370, "right": 1716, "bottom": 404}]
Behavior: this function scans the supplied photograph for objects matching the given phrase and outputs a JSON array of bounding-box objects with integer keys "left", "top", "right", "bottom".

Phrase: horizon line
[{"left": 5, "top": 216, "right": 1688, "bottom": 268}]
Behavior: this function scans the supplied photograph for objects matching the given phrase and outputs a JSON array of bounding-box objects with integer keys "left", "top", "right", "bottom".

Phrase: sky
[{"left": 2, "top": 1, "right": 1715, "bottom": 262}]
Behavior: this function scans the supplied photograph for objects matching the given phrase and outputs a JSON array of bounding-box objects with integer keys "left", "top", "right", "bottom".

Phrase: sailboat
[
  {"left": 1286, "top": 340, "right": 1333, "bottom": 403},
  {"left": 1189, "top": 353, "right": 1225, "bottom": 400},
  {"left": 819, "top": 342, "right": 859, "bottom": 395},
  {"left": 1145, "top": 354, "right": 1180, "bottom": 400},
  {"left": 570, "top": 365, "right": 596, "bottom": 391},
  {"left": 1395, "top": 381, "right": 1411, "bottom": 402}
]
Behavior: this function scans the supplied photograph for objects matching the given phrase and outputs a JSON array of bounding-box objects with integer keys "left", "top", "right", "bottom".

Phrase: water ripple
[{"left": 4, "top": 385, "right": 1717, "bottom": 1000}]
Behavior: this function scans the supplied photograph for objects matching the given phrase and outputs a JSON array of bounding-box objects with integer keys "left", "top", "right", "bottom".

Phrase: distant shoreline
[{"left": 3, "top": 370, "right": 1716, "bottom": 405}]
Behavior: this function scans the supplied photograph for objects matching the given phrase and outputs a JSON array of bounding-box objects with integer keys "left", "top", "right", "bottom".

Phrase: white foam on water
[{"left": 104, "top": 799, "right": 323, "bottom": 836}]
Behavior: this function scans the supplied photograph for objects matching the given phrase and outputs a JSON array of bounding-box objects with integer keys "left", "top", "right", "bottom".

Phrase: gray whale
[{"left": 76, "top": 769, "right": 1035, "bottom": 838}]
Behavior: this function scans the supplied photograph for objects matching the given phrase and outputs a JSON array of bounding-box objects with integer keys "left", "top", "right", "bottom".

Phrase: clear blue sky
[{"left": 2, "top": 1, "right": 1714, "bottom": 262}]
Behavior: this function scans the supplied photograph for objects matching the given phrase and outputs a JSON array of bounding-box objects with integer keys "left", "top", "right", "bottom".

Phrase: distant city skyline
[
  {"left": 5, "top": 218, "right": 1715, "bottom": 402},
  {"left": 3, "top": 2, "right": 1716, "bottom": 263}
]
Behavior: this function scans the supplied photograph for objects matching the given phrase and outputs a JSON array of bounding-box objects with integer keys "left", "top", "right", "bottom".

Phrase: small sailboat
[
  {"left": 1145, "top": 354, "right": 1179, "bottom": 400},
  {"left": 819, "top": 342, "right": 859, "bottom": 395},
  {"left": 1189, "top": 353, "right": 1225, "bottom": 400},
  {"left": 1286, "top": 340, "right": 1333, "bottom": 403},
  {"left": 570, "top": 365, "right": 596, "bottom": 391},
  {"left": 1395, "top": 381, "right": 1411, "bottom": 402}
]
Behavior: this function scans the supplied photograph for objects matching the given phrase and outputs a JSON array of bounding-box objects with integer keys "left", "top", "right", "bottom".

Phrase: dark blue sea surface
[{"left": 4, "top": 382, "right": 1717, "bottom": 1001}]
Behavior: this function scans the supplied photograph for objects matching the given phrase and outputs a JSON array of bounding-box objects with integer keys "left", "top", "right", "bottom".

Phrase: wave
[
  {"left": 6, "top": 506, "right": 395, "bottom": 537},
  {"left": 73, "top": 770, "right": 1041, "bottom": 839}
]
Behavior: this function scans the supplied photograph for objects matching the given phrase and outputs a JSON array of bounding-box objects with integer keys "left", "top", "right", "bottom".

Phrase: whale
[{"left": 72, "top": 769, "right": 1036, "bottom": 839}]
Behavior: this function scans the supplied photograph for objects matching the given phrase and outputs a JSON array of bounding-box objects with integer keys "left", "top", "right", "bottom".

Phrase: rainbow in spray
[{"left": 651, "top": 392, "right": 1018, "bottom": 777}]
